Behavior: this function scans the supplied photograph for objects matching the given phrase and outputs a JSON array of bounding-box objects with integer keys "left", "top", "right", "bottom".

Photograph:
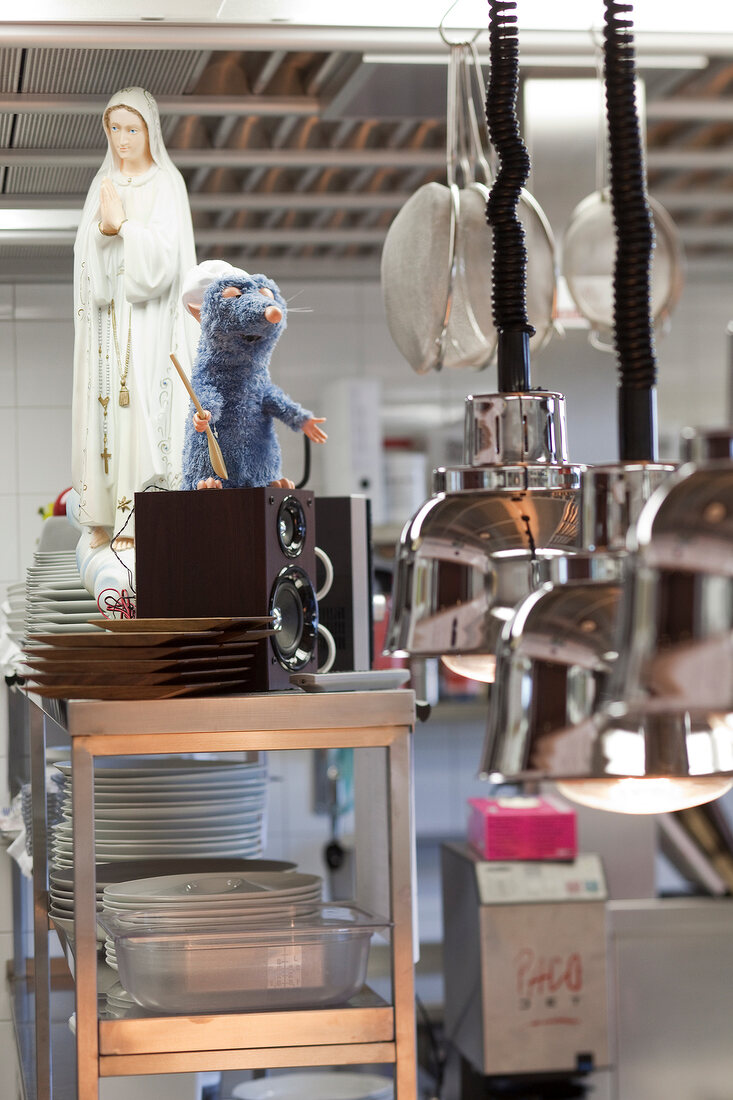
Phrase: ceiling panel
[{"left": 0, "top": 24, "right": 732, "bottom": 280}]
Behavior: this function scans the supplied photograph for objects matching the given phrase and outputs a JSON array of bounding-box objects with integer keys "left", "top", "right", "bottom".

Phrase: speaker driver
[
  {"left": 270, "top": 565, "right": 317, "bottom": 670},
  {"left": 277, "top": 495, "right": 307, "bottom": 558}
]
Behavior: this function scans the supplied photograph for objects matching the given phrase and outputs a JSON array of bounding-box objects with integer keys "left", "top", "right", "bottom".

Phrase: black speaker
[
  {"left": 135, "top": 487, "right": 318, "bottom": 690},
  {"left": 314, "top": 495, "right": 373, "bottom": 672}
]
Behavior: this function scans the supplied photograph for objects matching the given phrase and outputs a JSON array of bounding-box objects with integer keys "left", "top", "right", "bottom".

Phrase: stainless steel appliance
[{"left": 441, "top": 844, "right": 609, "bottom": 1081}]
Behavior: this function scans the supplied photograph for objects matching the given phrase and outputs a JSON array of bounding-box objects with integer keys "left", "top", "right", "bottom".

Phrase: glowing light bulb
[
  {"left": 441, "top": 653, "right": 497, "bottom": 684},
  {"left": 556, "top": 776, "right": 733, "bottom": 815}
]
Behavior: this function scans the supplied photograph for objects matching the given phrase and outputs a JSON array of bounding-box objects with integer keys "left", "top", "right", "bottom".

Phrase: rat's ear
[{"left": 186, "top": 302, "right": 202, "bottom": 323}]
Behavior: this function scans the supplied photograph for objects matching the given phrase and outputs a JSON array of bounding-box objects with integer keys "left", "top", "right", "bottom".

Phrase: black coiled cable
[
  {"left": 485, "top": 0, "right": 533, "bottom": 391},
  {"left": 603, "top": 0, "right": 658, "bottom": 460}
]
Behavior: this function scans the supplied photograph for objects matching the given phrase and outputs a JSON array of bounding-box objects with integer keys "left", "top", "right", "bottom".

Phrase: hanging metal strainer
[
  {"left": 381, "top": 40, "right": 557, "bottom": 375},
  {"left": 562, "top": 187, "right": 685, "bottom": 350}
]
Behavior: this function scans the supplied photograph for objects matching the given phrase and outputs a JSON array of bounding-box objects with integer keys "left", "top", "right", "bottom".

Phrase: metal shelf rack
[{"left": 20, "top": 688, "right": 417, "bottom": 1100}]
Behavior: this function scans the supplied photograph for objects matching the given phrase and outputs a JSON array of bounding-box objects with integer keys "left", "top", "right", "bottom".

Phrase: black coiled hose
[
  {"left": 485, "top": 0, "right": 533, "bottom": 392},
  {"left": 603, "top": 0, "right": 658, "bottom": 461}
]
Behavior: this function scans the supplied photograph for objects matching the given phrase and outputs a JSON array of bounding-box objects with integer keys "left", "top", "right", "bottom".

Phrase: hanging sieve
[
  {"left": 381, "top": 39, "right": 557, "bottom": 375},
  {"left": 562, "top": 187, "right": 685, "bottom": 350}
]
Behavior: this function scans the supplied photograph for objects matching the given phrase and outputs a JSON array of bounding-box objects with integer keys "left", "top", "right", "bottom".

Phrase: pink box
[{"left": 467, "top": 796, "right": 577, "bottom": 861}]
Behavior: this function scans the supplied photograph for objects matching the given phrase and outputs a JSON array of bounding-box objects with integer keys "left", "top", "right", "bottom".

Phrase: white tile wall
[
  {"left": 0, "top": 286, "right": 14, "bottom": 322},
  {"left": 17, "top": 493, "right": 59, "bottom": 572},
  {"left": 0, "top": 1021, "right": 20, "bottom": 1099},
  {"left": 0, "top": 320, "right": 17, "bottom": 407},
  {"left": 0, "top": 419, "right": 19, "bottom": 494},
  {"left": 15, "top": 408, "right": 72, "bottom": 498},
  {"left": 14, "top": 282, "right": 72, "bottom": 321},
  {"left": 15, "top": 322, "right": 74, "bottom": 409},
  {"left": 0, "top": 495, "right": 20, "bottom": 582}
]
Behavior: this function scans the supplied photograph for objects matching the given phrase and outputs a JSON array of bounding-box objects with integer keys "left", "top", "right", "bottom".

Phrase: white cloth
[{"left": 72, "top": 87, "right": 198, "bottom": 535}]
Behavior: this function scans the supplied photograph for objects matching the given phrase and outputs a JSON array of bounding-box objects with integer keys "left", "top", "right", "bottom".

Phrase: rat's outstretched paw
[
  {"left": 302, "top": 417, "right": 327, "bottom": 443},
  {"left": 193, "top": 410, "right": 212, "bottom": 433},
  {"left": 269, "top": 477, "right": 295, "bottom": 489},
  {"left": 196, "top": 477, "right": 223, "bottom": 489}
]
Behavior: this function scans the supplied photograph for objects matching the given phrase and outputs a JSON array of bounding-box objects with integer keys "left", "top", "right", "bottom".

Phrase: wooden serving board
[
  {"left": 28, "top": 663, "right": 254, "bottom": 688},
  {"left": 88, "top": 616, "right": 273, "bottom": 633},
  {"left": 25, "top": 677, "right": 255, "bottom": 701},
  {"left": 26, "top": 629, "right": 274, "bottom": 649},
  {"left": 23, "top": 652, "right": 256, "bottom": 675},
  {"left": 23, "top": 640, "right": 259, "bottom": 663}
]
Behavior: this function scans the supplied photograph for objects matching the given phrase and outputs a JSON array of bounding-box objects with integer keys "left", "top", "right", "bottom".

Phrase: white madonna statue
[{"left": 69, "top": 86, "right": 198, "bottom": 609}]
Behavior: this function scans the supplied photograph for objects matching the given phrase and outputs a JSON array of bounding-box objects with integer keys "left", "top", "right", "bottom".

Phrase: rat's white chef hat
[{"left": 182, "top": 259, "right": 251, "bottom": 317}]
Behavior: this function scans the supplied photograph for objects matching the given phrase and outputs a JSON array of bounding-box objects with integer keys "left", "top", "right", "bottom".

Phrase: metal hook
[{"left": 438, "top": 0, "right": 482, "bottom": 47}]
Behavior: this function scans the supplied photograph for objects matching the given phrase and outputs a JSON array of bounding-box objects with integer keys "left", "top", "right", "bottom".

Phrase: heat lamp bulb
[
  {"left": 556, "top": 776, "right": 733, "bottom": 815},
  {"left": 441, "top": 653, "right": 497, "bottom": 685}
]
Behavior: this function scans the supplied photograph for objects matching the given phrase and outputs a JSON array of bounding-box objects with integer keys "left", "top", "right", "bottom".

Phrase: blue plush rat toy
[{"left": 180, "top": 261, "right": 326, "bottom": 490}]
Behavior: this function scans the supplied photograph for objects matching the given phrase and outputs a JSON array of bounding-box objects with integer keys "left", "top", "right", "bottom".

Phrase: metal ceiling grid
[
  {"left": 20, "top": 47, "right": 208, "bottom": 96},
  {"left": 1, "top": 24, "right": 733, "bottom": 279},
  {"left": 4, "top": 164, "right": 94, "bottom": 194}
]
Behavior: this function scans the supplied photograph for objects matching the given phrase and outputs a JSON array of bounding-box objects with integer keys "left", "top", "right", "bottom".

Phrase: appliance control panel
[{"left": 475, "top": 852, "right": 607, "bottom": 905}]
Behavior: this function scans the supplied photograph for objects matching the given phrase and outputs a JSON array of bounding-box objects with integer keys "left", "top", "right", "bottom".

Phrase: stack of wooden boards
[{"left": 22, "top": 617, "right": 275, "bottom": 700}]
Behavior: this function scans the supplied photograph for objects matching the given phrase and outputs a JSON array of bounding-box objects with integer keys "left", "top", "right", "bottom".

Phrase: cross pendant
[{"left": 100, "top": 444, "right": 112, "bottom": 474}]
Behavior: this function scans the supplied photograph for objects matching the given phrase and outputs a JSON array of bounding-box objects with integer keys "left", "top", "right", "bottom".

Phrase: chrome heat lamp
[
  {"left": 386, "top": 1, "right": 583, "bottom": 682},
  {"left": 481, "top": 0, "right": 733, "bottom": 814}
]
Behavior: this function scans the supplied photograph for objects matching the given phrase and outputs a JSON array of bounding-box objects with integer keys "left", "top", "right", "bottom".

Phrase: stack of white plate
[
  {"left": 2, "top": 580, "right": 27, "bottom": 648},
  {"left": 101, "top": 870, "right": 323, "bottom": 970},
  {"left": 49, "top": 757, "right": 269, "bottom": 869},
  {"left": 48, "top": 857, "right": 296, "bottom": 944},
  {"left": 105, "top": 982, "right": 140, "bottom": 1018},
  {"left": 24, "top": 551, "right": 97, "bottom": 636}
]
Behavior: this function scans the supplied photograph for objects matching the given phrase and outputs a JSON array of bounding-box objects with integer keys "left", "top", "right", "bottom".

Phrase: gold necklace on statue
[{"left": 110, "top": 298, "right": 132, "bottom": 407}]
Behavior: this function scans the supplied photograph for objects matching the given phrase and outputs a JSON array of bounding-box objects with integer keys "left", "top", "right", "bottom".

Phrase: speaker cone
[
  {"left": 270, "top": 565, "right": 317, "bottom": 670},
  {"left": 277, "top": 496, "right": 307, "bottom": 558}
]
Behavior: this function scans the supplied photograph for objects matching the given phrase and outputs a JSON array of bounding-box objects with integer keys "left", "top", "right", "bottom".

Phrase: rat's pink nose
[{"left": 265, "top": 305, "right": 283, "bottom": 324}]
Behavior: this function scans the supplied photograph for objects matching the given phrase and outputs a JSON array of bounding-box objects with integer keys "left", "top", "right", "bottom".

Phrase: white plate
[
  {"left": 71, "top": 764, "right": 268, "bottom": 782},
  {"left": 27, "top": 600, "right": 98, "bottom": 613},
  {"left": 53, "top": 829, "right": 263, "bottom": 848},
  {"left": 26, "top": 571, "right": 82, "bottom": 579},
  {"left": 101, "top": 890, "right": 321, "bottom": 908},
  {"left": 59, "top": 812, "right": 266, "bottom": 832},
  {"left": 52, "top": 841, "right": 263, "bottom": 856},
  {"left": 231, "top": 1072, "right": 394, "bottom": 1100},
  {"left": 27, "top": 611, "right": 101, "bottom": 623},
  {"left": 27, "top": 622, "right": 99, "bottom": 634},
  {"left": 101, "top": 901, "right": 320, "bottom": 920},
  {"left": 63, "top": 784, "right": 267, "bottom": 802},
  {"left": 60, "top": 802, "right": 266, "bottom": 822},
  {"left": 61, "top": 786, "right": 267, "bottom": 808},
  {"left": 52, "top": 849, "right": 263, "bottom": 866},
  {"left": 27, "top": 591, "right": 93, "bottom": 602},
  {"left": 53, "top": 759, "right": 265, "bottom": 780},
  {"left": 60, "top": 762, "right": 268, "bottom": 782},
  {"left": 26, "top": 581, "right": 85, "bottom": 590},
  {"left": 54, "top": 815, "right": 262, "bottom": 834},
  {"left": 106, "top": 871, "right": 321, "bottom": 903},
  {"left": 60, "top": 809, "right": 265, "bottom": 829},
  {"left": 63, "top": 782, "right": 266, "bottom": 800},
  {"left": 101, "top": 886, "right": 321, "bottom": 906}
]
